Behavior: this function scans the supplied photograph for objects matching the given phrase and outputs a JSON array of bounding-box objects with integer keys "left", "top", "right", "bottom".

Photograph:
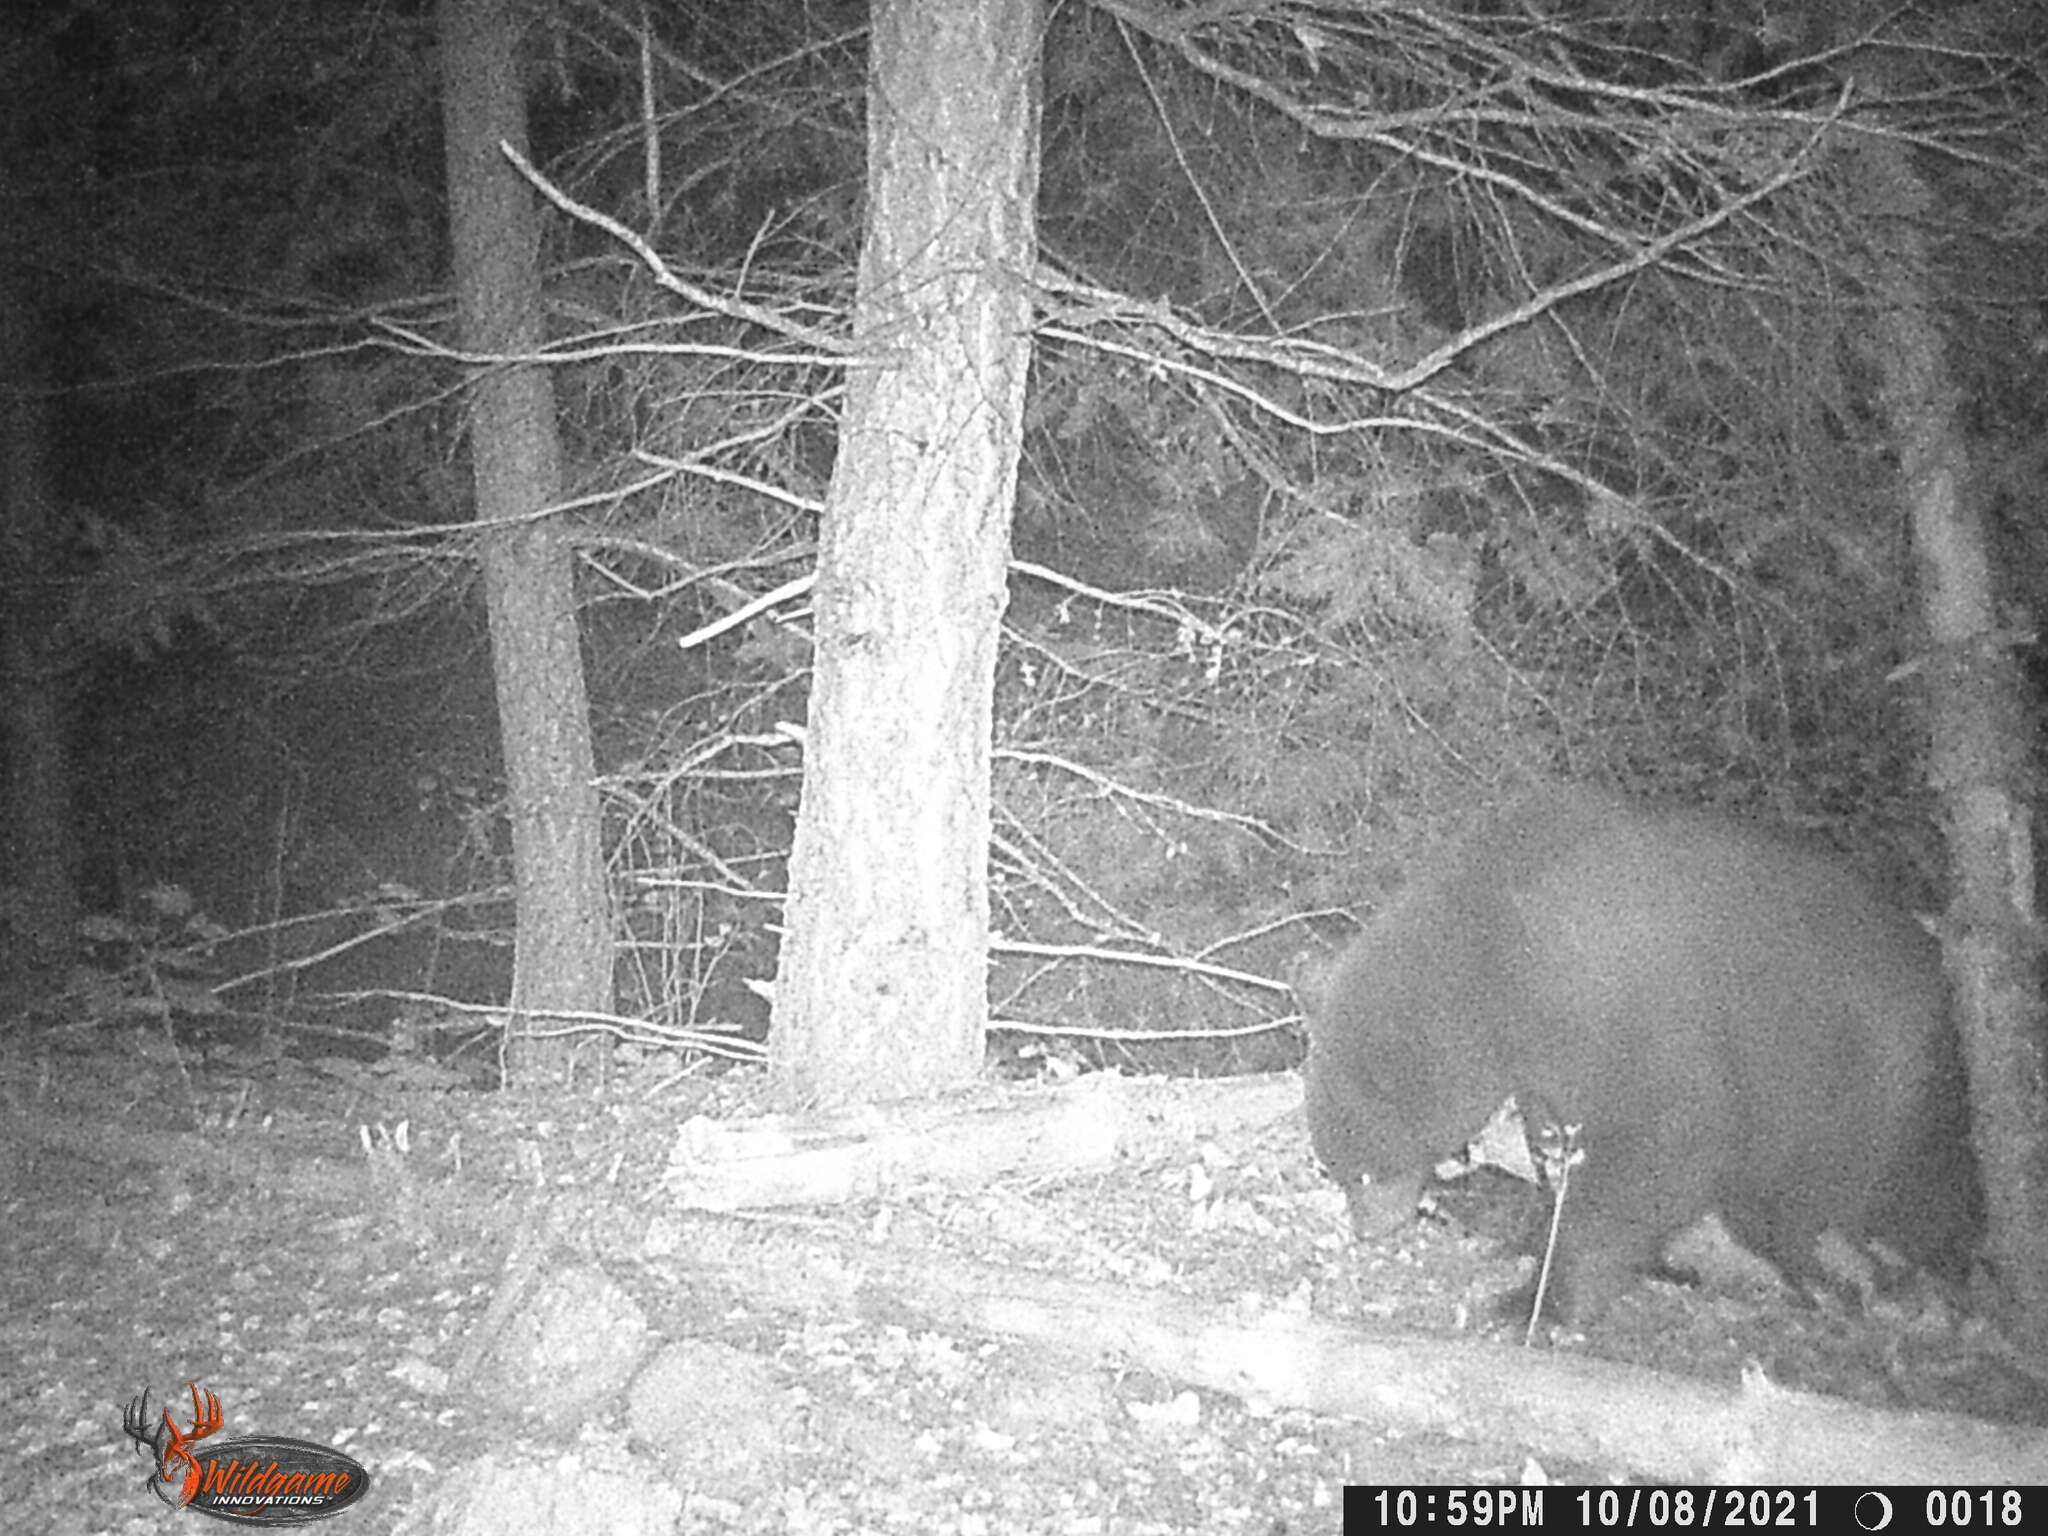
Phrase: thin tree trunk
[
  {"left": 439, "top": 0, "right": 613, "bottom": 1084},
  {"left": 1846, "top": 126, "right": 2048, "bottom": 1332},
  {"left": 772, "top": 0, "right": 1043, "bottom": 1108}
]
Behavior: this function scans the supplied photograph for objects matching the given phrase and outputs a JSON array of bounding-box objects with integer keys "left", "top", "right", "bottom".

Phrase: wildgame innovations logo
[{"left": 122, "top": 1384, "right": 372, "bottom": 1524}]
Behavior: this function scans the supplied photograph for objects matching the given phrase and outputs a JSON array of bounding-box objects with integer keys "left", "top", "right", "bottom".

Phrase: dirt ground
[{"left": 4, "top": 1015, "right": 2041, "bottom": 1535}]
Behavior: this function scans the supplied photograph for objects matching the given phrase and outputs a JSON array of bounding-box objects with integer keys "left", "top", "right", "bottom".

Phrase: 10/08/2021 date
[{"left": 1348, "top": 1486, "right": 2030, "bottom": 1530}]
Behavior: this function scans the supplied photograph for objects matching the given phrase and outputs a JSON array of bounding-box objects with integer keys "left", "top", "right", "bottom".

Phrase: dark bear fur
[{"left": 1303, "top": 786, "right": 1982, "bottom": 1326}]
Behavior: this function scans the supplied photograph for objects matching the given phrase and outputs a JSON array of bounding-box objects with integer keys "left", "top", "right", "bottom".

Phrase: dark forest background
[{"left": 1, "top": 0, "right": 2042, "bottom": 1079}]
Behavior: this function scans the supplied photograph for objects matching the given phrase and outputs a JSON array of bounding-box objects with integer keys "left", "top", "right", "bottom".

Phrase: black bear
[{"left": 1302, "top": 785, "right": 1981, "bottom": 1325}]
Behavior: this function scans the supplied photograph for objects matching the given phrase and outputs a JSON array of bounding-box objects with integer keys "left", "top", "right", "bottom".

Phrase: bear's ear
[{"left": 1286, "top": 944, "right": 1342, "bottom": 1019}]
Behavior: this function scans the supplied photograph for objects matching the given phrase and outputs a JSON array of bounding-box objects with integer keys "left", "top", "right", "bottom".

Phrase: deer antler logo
[{"left": 123, "top": 1382, "right": 224, "bottom": 1508}]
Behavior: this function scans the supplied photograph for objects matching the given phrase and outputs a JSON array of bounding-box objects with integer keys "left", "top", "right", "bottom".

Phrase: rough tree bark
[
  {"left": 1841, "top": 50, "right": 2048, "bottom": 1327},
  {"left": 439, "top": 0, "right": 613, "bottom": 1084},
  {"left": 771, "top": 0, "right": 1043, "bottom": 1108}
]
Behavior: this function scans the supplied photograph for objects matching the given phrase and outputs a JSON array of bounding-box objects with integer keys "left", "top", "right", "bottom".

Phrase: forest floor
[{"left": 3, "top": 1008, "right": 2043, "bottom": 1536}]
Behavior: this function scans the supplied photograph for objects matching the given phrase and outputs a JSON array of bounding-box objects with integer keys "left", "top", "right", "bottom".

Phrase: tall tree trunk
[
  {"left": 772, "top": 0, "right": 1043, "bottom": 1108},
  {"left": 1845, "top": 123, "right": 2048, "bottom": 1331},
  {"left": 0, "top": 265, "right": 79, "bottom": 969},
  {"left": 439, "top": 0, "right": 612, "bottom": 1084}
]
